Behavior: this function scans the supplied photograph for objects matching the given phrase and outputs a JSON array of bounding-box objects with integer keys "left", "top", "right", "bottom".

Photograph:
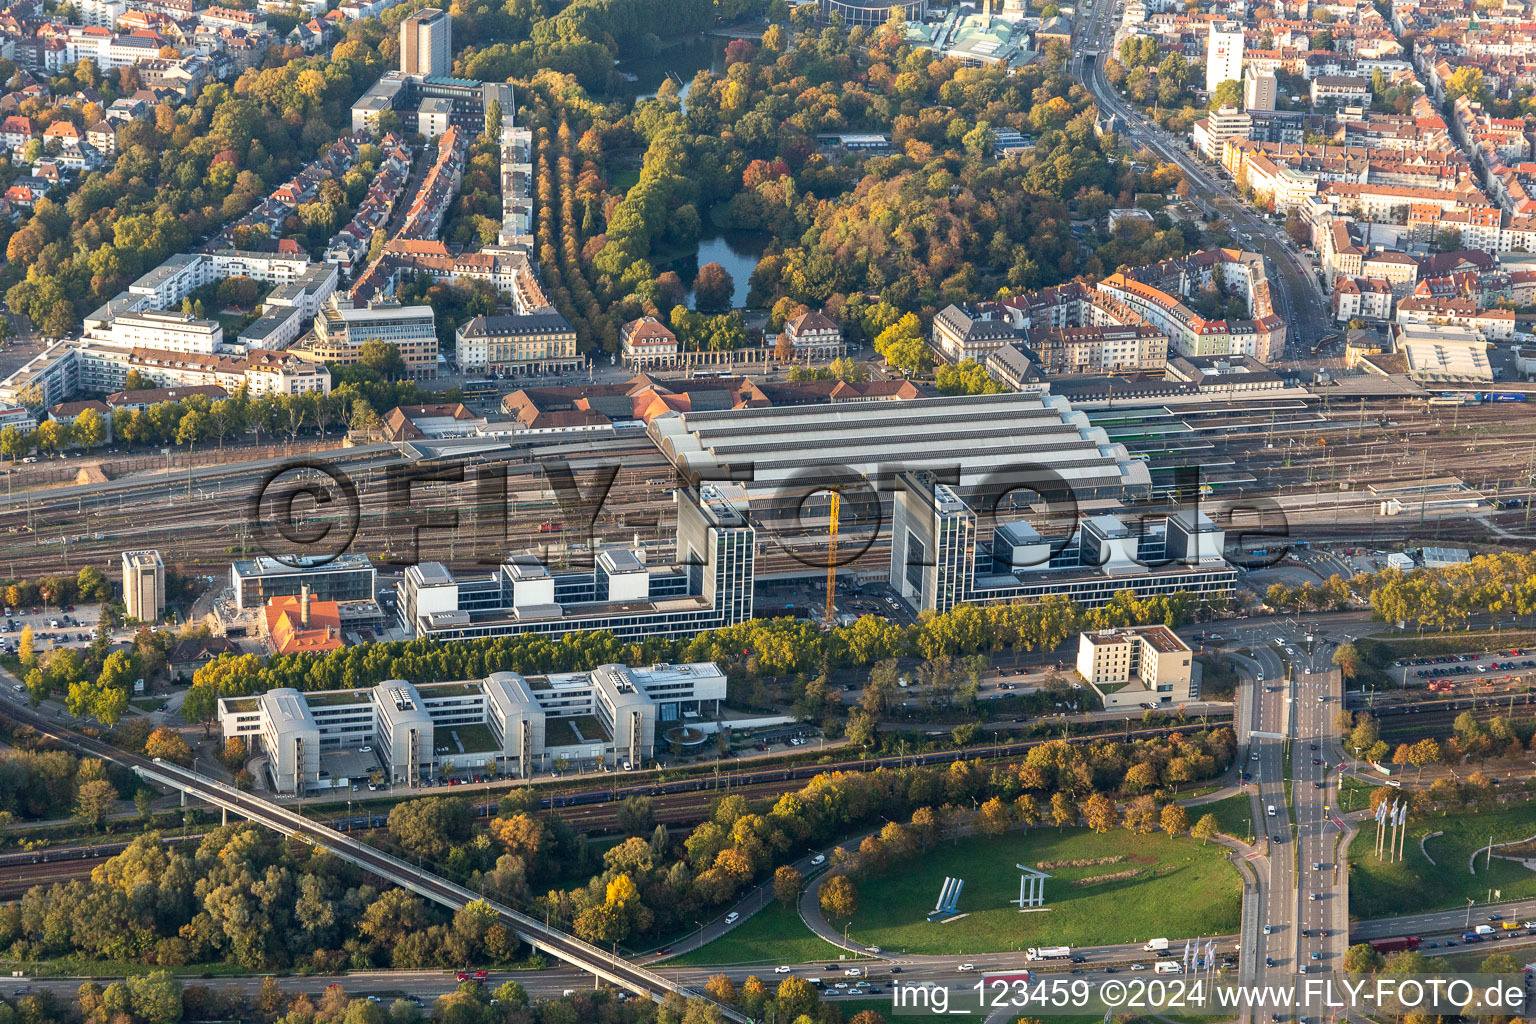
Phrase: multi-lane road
[
  {"left": 1073, "top": 0, "right": 1332, "bottom": 351},
  {"left": 1231, "top": 621, "right": 1351, "bottom": 1024}
]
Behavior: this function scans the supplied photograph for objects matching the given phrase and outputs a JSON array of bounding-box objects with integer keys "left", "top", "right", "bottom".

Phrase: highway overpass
[{"left": 131, "top": 759, "right": 740, "bottom": 1017}]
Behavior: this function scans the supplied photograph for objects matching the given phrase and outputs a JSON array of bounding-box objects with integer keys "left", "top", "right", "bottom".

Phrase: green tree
[
  {"left": 1343, "top": 943, "right": 1384, "bottom": 973},
  {"left": 125, "top": 970, "right": 182, "bottom": 1024},
  {"left": 358, "top": 339, "right": 407, "bottom": 380},
  {"left": 74, "top": 778, "right": 116, "bottom": 829},
  {"left": 1208, "top": 79, "right": 1243, "bottom": 109}
]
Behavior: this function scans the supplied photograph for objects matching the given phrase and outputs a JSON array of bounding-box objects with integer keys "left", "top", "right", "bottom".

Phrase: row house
[
  {"left": 1319, "top": 179, "right": 1492, "bottom": 222},
  {"left": 1028, "top": 324, "right": 1169, "bottom": 374},
  {"left": 1222, "top": 137, "right": 1471, "bottom": 178},
  {"left": 1301, "top": 53, "right": 1413, "bottom": 78},
  {"left": 1395, "top": 295, "right": 1517, "bottom": 339},
  {"left": 1094, "top": 272, "right": 1286, "bottom": 362},
  {"left": 1405, "top": 202, "right": 1503, "bottom": 247},
  {"left": 348, "top": 126, "right": 467, "bottom": 304},
  {"left": 1411, "top": 268, "right": 1512, "bottom": 305},
  {"left": 215, "top": 132, "right": 362, "bottom": 249},
  {"left": 1333, "top": 276, "right": 1395, "bottom": 320},
  {"left": 325, "top": 133, "right": 412, "bottom": 272},
  {"left": 395, "top": 124, "right": 464, "bottom": 241}
]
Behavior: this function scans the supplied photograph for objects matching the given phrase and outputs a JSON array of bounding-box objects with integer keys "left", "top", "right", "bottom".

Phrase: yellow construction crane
[{"left": 825, "top": 489, "right": 839, "bottom": 628}]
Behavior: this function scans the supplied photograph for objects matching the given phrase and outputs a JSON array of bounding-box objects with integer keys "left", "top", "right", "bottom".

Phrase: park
[{"left": 841, "top": 827, "right": 1243, "bottom": 955}]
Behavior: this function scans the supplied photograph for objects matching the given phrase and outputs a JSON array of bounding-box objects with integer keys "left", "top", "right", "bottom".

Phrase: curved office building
[{"left": 819, "top": 0, "right": 926, "bottom": 26}]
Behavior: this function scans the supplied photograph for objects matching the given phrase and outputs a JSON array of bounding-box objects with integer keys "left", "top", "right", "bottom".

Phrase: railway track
[
  {"left": 0, "top": 713, "right": 1232, "bottom": 897},
  {"left": 0, "top": 391, "right": 1530, "bottom": 583}
]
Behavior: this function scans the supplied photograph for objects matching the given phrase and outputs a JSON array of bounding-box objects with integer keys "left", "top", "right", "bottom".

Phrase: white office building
[
  {"left": 217, "top": 662, "right": 729, "bottom": 794},
  {"left": 1075, "top": 625, "right": 1194, "bottom": 708},
  {"left": 891, "top": 473, "right": 1236, "bottom": 615},
  {"left": 85, "top": 309, "right": 223, "bottom": 354}
]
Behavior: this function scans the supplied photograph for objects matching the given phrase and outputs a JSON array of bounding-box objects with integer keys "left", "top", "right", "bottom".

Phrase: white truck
[
  {"left": 1143, "top": 938, "right": 1170, "bottom": 952},
  {"left": 1155, "top": 961, "right": 1182, "bottom": 974},
  {"left": 1027, "top": 946, "right": 1072, "bottom": 961},
  {"left": 1476, "top": 925, "right": 1496, "bottom": 936}
]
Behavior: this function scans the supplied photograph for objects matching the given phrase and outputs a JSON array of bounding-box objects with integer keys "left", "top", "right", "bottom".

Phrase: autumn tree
[
  {"left": 1160, "top": 803, "right": 1190, "bottom": 836},
  {"left": 1050, "top": 792, "right": 1078, "bottom": 829},
  {"left": 977, "top": 796, "right": 1012, "bottom": 836},
  {"left": 144, "top": 728, "right": 192, "bottom": 765},
  {"left": 1083, "top": 792, "right": 1117, "bottom": 833},
  {"left": 819, "top": 875, "right": 859, "bottom": 918},
  {"left": 1192, "top": 813, "right": 1220, "bottom": 845},
  {"left": 1331, "top": 642, "right": 1360, "bottom": 680},
  {"left": 693, "top": 262, "right": 735, "bottom": 313}
]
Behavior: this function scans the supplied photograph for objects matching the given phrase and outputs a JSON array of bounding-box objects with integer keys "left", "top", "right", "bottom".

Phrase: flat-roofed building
[
  {"left": 890, "top": 472, "right": 1236, "bottom": 616},
  {"left": 1244, "top": 66, "right": 1276, "bottom": 112},
  {"left": 230, "top": 553, "right": 376, "bottom": 612},
  {"left": 1075, "top": 625, "right": 1194, "bottom": 707},
  {"left": 217, "top": 661, "right": 728, "bottom": 792},
  {"left": 396, "top": 484, "right": 754, "bottom": 642},
  {"left": 303, "top": 300, "right": 437, "bottom": 378},
  {"left": 85, "top": 309, "right": 223, "bottom": 354},
  {"left": 122, "top": 549, "right": 164, "bottom": 623},
  {"left": 400, "top": 7, "right": 450, "bottom": 77},
  {"left": 1207, "top": 22, "right": 1244, "bottom": 92}
]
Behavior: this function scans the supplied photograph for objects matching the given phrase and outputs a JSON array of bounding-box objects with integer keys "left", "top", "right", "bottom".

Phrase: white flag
[
  {"left": 1397, "top": 803, "right": 1408, "bottom": 826},
  {"left": 1205, "top": 940, "right": 1215, "bottom": 969},
  {"left": 1183, "top": 940, "right": 1191, "bottom": 969},
  {"left": 1375, "top": 800, "right": 1387, "bottom": 823}
]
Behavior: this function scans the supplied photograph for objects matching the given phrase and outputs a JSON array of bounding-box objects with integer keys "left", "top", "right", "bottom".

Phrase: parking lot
[
  {"left": 1394, "top": 647, "right": 1536, "bottom": 691},
  {"left": 0, "top": 601, "right": 114, "bottom": 655}
]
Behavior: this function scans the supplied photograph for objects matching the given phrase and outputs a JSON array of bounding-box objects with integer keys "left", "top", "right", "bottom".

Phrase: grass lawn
[
  {"left": 1349, "top": 800, "right": 1536, "bottom": 919},
  {"left": 1338, "top": 775, "right": 1375, "bottom": 813},
  {"left": 611, "top": 169, "right": 641, "bottom": 191},
  {"left": 667, "top": 901, "right": 850, "bottom": 966},
  {"left": 844, "top": 827, "right": 1241, "bottom": 955},
  {"left": 1197, "top": 794, "right": 1255, "bottom": 842}
]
